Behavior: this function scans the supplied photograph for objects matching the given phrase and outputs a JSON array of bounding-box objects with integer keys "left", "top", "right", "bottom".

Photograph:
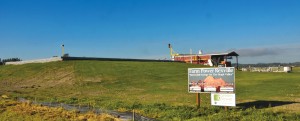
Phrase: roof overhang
[
  {"left": 175, "top": 51, "right": 239, "bottom": 57},
  {"left": 209, "top": 51, "right": 239, "bottom": 56}
]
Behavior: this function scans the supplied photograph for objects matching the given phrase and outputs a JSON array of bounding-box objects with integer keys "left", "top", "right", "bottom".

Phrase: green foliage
[
  {"left": 2, "top": 58, "right": 22, "bottom": 64},
  {"left": 188, "top": 107, "right": 300, "bottom": 121}
]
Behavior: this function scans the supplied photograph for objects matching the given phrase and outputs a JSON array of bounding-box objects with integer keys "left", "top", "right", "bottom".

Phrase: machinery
[{"left": 168, "top": 44, "right": 179, "bottom": 60}]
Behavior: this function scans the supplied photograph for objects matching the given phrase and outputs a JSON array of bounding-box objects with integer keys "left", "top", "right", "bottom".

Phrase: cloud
[
  {"left": 236, "top": 46, "right": 300, "bottom": 57},
  {"left": 236, "top": 48, "right": 279, "bottom": 57},
  {"left": 234, "top": 44, "right": 300, "bottom": 63}
]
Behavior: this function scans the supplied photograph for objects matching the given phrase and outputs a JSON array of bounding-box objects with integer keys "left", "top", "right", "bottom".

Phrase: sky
[{"left": 0, "top": 0, "right": 300, "bottom": 64}]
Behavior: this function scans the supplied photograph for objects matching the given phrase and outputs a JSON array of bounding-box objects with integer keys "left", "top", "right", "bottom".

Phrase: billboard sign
[
  {"left": 188, "top": 67, "right": 235, "bottom": 93},
  {"left": 211, "top": 93, "right": 236, "bottom": 106}
]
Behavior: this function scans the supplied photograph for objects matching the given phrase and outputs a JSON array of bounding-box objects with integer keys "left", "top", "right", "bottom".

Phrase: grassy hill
[{"left": 1, "top": 61, "right": 300, "bottom": 120}]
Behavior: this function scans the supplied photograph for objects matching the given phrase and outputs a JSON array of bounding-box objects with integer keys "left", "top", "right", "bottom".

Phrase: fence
[{"left": 241, "top": 67, "right": 290, "bottom": 73}]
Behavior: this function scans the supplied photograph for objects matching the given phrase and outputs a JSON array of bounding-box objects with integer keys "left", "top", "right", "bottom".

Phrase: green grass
[
  {"left": 74, "top": 61, "right": 207, "bottom": 105},
  {"left": 1, "top": 61, "right": 300, "bottom": 120},
  {"left": 236, "top": 71, "right": 300, "bottom": 101}
]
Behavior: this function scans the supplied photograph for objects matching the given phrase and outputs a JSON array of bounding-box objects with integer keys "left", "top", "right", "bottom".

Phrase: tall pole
[{"left": 61, "top": 44, "right": 64, "bottom": 57}]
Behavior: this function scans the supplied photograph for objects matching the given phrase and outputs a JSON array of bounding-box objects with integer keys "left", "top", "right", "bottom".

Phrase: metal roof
[
  {"left": 208, "top": 51, "right": 239, "bottom": 56},
  {"left": 176, "top": 51, "right": 239, "bottom": 57}
]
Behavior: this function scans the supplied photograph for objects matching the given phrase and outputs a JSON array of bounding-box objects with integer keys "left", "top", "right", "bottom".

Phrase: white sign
[{"left": 211, "top": 93, "right": 236, "bottom": 107}]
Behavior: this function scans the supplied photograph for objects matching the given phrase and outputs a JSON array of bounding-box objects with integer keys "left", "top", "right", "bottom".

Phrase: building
[{"left": 169, "top": 44, "right": 239, "bottom": 68}]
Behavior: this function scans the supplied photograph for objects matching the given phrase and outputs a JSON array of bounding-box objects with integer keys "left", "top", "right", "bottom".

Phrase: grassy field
[{"left": 0, "top": 61, "right": 300, "bottom": 120}]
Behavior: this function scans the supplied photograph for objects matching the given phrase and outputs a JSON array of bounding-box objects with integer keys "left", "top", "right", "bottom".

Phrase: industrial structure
[{"left": 168, "top": 44, "right": 239, "bottom": 68}]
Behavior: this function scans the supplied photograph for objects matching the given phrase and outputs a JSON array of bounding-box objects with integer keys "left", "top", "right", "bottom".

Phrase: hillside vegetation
[
  {"left": 0, "top": 99, "right": 119, "bottom": 121},
  {"left": 0, "top": 61, "right": 300, "bottom": 120}
]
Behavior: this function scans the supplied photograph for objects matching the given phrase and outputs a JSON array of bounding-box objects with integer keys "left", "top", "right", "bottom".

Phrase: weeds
[{"left": 0, "top": 99, "right": 120, "bottom": 121}]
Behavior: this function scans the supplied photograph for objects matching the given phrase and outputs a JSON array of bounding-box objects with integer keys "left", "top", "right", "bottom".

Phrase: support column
[
  {"left": 225, "top": 56, "right": 227, "bottom": 67},
  {"left": 236, "top": 56, "right": 239, "bottom": 70}
]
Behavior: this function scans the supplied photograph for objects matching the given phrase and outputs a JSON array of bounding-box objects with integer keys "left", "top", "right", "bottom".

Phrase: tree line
[{"left": 0, "top": 58, "right": 22, "bottom": 65}]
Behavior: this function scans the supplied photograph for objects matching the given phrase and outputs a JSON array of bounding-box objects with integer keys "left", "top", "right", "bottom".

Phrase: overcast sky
[{"left": 0, "top": 0, "right": 300, "bottom": 64}]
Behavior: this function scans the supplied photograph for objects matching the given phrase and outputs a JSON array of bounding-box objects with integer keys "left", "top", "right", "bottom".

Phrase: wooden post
[
  {"left": 224, "top": 106, "right": 228, "bottom": 111},
  {"left": 133, "top": 109, "right": 135, "bottom": 121},
  {"left": 196, "top": 93, "right": 200, "bottom": 108}
]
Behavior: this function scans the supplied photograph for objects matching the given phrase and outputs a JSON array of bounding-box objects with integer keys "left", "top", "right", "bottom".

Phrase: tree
[{"left": 2, "top": 58, "right": 22, "bottom": 65}]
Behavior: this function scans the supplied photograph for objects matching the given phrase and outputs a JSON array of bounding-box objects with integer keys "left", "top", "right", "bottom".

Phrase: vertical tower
[{"left": 168, "top": 43, "right": 179, "bottom": 61}]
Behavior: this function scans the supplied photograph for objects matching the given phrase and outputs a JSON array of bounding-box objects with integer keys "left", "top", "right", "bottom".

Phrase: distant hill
[{"left": 233, "top": 62, "right": 300, "bottom": 68}]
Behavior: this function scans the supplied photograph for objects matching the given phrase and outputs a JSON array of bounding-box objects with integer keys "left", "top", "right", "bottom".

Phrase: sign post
[{"left": 196, "top": 93, "right": 200, "bottom": 108}]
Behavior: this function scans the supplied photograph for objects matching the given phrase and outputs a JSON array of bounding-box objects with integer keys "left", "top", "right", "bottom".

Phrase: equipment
[{"left": 168, "top": 44, "right": 179, "bottom": 60}]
